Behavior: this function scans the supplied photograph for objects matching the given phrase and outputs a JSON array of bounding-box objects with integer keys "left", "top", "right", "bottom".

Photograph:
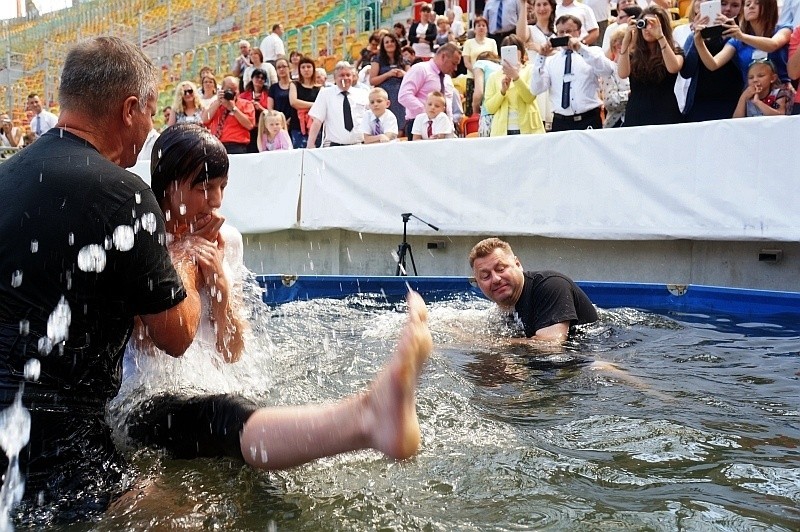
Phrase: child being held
[
  {"left": 733, "top": 59, "right": 789, "bottom": 118},
  {"left": 257, "top": 109, "right": 293, "bottom": 152},
  {"left": 361, "top": 87, "right": 399, "bottom": 144},
  {"left": 412, "top": 91, "right": 455, "bottom": 140}
]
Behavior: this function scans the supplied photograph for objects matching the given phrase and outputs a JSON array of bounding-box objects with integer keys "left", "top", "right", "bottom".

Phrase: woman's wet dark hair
[{"left": 149, "top": 123, "right": 229, "bottom": 207}]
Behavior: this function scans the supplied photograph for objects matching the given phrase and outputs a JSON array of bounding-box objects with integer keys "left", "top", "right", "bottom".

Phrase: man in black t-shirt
[
  {"left": 0, "top": 37, "right": 203, "bottom": 519},
  {"left": 469, "top": 237, "right": 598, "bottom": 342}
]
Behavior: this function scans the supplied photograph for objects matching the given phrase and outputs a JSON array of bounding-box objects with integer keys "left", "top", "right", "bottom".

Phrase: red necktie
[{"left": 427, "top": 120, "right": 433, "bottom": 138}]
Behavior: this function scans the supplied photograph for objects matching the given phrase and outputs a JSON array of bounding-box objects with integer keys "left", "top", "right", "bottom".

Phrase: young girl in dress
[
  {"left": 733, "top": 58, "right": 789, "bottom": 116},
  {"left": 256, "top": 109, "right": 293, "bottom": 152}
]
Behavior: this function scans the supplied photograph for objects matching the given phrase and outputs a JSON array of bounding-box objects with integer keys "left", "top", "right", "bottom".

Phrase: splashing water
[
  {"left": 112, "top": 225, "right": 135, "bottom": 252},
  {"left": 77, "top": 244, "right": 107, "bottom": 273},
  {"left": 23, "top": 359, "right": 40, "bottom": 382},
  {"left": 41, "top": 296, "right": 71, "bottom": 356},
  {"left": 0, "top": 386, "right": 31, "bottom": 530},
  {"left": 140, "top": 213, "right": 158, "bottom": 234}
]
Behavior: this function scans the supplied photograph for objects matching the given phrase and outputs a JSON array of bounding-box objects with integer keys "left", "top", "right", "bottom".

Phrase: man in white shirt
[
  {"left": 307, "top": 62, "right": 368, "bottom": 148},
  {"left": 26, "top": 93, "right": 58, "bottom": 142},
  {"left": 530, "top": 14, "right": 616, "bottom": 131},
  {"left": 583, "top": 0, "right": 610, "bottom": 43},
  {"left": 259, "top": 24, "right": 286, "bottom": 66},
  {"left": 555, "top": 0, "right": 600, "bottom": 44}
]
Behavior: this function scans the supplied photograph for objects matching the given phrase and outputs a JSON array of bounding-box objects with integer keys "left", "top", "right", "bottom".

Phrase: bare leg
[{"left": 239, "top": 291, "right": 432, "bottom": 470}]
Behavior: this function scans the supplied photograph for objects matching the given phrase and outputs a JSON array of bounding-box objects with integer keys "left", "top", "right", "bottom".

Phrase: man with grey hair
[
  {"left": 306, "top": 61, "right": 368, "bottom": 148},
  {"left": 0, "top": 36, "right": 201, "bottom": 520}
]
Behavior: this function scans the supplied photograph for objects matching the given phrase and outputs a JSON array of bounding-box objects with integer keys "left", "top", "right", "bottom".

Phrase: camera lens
[
  {"left": 636, "top": 18, "right": 647, "bottom": 29},
  {"left": 223, "top": 89, "right": 235, "bottom": 101}
]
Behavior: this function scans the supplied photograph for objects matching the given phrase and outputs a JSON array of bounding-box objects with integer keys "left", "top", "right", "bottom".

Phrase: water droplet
[
  {"left": 45, "top": 296, "right": 71, "bottom": 349},
  {"left": 140, "top": 212, "right": 157, "bottom": 234},
  {"left": 104, "top": 236, "right": 112, "bottom": 250},
  {"left": 112, "top": 225, "right": 135, "bottom": 251},
  {"left": 30, "top": 240, "right": 38, "bottom": 253},
  {"left": 134, "top": 192, "right": 141, "bottom": 204},
  {"left": 37, "top": 336, "right": 53, "bottom": 356},
  {"left": 179, "top": 204, "right": 186, "bottom": 215},
  {"left": 23, "top": 359, "right": 40, "bottom": 382},
  {"left": 68, "top": 233, "right": 74, "bottom": 246},
  {"left": 165, "top": 210, "right": 171, "bottom": 222},
  {"left": 0, "top": 388, "right": 31, "bottom": 456},
  {"left": 77, "top": 244, "right": 107, "bottom": 272},
  {"left": 10, "top": 270, "right": 22, "bottom": 288},
  {"left": 18, "top": 319, "right": 29, "bottom": 336}
]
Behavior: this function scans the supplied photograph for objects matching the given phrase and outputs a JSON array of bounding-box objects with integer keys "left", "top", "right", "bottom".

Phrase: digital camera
[
  {"left": 635, "top": 18, "right": 647, "bottom": 29},
  {"left": 223, "top": 89, "right": 236, "bottom": 101}
]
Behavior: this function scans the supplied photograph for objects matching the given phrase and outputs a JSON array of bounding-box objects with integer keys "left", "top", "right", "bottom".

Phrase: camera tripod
[{"left": 395, "top": 213, "right": 439, "bottom": 276}]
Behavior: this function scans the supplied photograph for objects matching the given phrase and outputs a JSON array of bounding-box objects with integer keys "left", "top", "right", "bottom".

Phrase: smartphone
[
  {"left": 549, "top": 36, "right": 570, "bottom": 48},
  {"left": 500, "top": 45, "right": 519, "bottom": 67},
  {"left": 700, "top": 24, "right": 726, "bottom": 39},
  {"left": 699, "top": 0, "right": 722, "bottom": 25}
]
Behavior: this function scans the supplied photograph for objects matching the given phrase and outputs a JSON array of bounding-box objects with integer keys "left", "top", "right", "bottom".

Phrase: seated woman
[
  {"left": 167, "top": 81, "right": 204, "bottom": 126},
  {"left": 121, "top": 123, "right": 433, "bottom": 472}
]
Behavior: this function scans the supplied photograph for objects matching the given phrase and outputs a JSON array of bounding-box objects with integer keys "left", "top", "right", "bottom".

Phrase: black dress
[{"left": 623, "top": 69, "right": 684, "bottom": 127}]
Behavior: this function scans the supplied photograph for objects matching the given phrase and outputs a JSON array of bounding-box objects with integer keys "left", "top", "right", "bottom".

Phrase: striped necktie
[
  {"left": 374, "top": 117, "right": 382, "bottom": 135},
  {"left": 495, "top": 0, "right": 504, "bottom": 33}
]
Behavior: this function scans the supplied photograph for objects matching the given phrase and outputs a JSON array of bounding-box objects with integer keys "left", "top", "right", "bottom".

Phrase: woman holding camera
[
  {"left": 617, "top": 5, "right": 685, "bottom": 126},
  {"left": 0, "top": 113, "right": 23, "bottom": 154}
]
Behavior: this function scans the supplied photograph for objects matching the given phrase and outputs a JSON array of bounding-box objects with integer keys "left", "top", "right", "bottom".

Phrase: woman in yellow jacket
[{"left": 484, "top": 34, "right": 546, "bottom": 136}]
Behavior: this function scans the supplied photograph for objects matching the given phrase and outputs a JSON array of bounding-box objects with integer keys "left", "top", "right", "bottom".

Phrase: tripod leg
[
  {"left": 407, "top": 245, "right": 417, "bottom": 276},
  {"left": 395, "top": 243, "right": 408, "bottom": 276}
]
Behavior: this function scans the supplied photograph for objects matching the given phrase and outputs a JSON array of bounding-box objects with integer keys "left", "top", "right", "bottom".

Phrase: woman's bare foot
[{"left": 364, "top": 291, "right": 432, "bottom": 460}]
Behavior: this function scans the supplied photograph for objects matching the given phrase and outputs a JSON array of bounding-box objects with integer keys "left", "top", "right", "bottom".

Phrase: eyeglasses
[
  {"left": 253, "top": 76, "right": 266, "bottom": 81},
  {"left": 184, "top": 89, "right": 194, "bottom": 95}
]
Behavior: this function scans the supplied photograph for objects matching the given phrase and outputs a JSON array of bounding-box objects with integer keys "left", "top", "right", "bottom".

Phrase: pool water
[{"left": 15, "top": 291, "right": 800, "bottom": 530}]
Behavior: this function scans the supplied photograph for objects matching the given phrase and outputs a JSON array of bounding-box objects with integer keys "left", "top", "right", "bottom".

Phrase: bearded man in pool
[
  {"left": 0, "top": 36, "right": 432, "bottom": 523},
  {"left": 469, "top": 238, "right": 598, "bottom": 343}
]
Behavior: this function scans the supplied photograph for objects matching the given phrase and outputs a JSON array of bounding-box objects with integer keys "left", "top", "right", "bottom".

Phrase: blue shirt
[{"left": 727, "top": 26, "right": 791, "bottom": 84}]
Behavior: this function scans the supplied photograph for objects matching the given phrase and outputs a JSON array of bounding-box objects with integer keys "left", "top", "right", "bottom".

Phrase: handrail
[{"left": 330, "top": 19, "right": 349, "bottom": 59}]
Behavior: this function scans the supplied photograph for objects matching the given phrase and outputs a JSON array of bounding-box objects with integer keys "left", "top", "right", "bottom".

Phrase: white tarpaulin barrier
[
  {"left": 130, "top": 149, "right": 301, "bottom": 233},
  {"left": 133, "top": 116, "right": 800, "bottom": 241}
]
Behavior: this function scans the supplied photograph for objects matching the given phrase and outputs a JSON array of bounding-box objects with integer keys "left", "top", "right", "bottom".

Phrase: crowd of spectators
[{"left": 3, "top": 0, "right": 798, "bottom": 157}]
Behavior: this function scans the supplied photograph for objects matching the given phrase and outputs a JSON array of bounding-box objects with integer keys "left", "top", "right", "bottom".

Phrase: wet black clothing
[
  {"left": 0, "top": 129, "right": 186, "bottom": 513},
  {"left": 126, "top": 394, "right": 258, "bottom": 461},
  {"left": 513, "top": 271, "right": 598, "bottom": 337}
]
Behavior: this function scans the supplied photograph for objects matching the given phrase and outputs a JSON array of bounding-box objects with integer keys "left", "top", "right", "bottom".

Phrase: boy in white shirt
[
  {"left": 411, "top": 91, "right": 455, "bottom": 140},
  {"left": 361, "top": 87, "right": 399, "bottom": 143}
]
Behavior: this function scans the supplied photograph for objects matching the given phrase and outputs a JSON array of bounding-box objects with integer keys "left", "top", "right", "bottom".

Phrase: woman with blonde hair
[{"left": 168, "top": 80, "right": 204, "bottom": 126}]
